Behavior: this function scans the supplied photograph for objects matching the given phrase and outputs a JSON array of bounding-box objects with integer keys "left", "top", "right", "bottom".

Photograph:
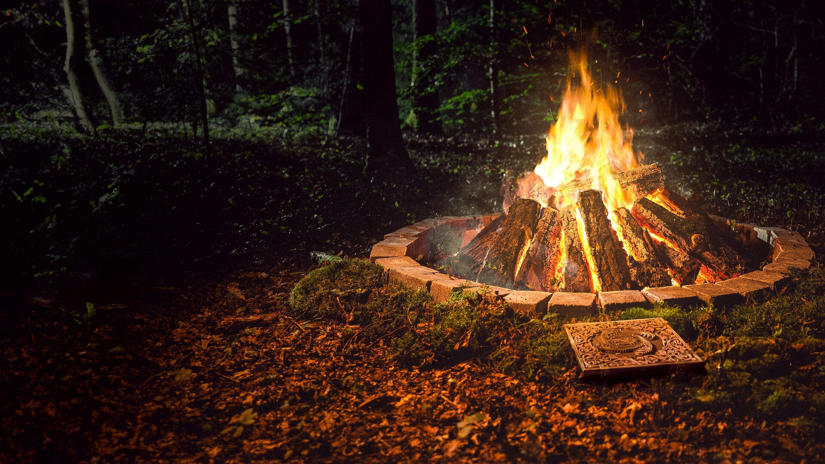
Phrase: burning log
[
  {"left": 614, "top": 163, "right": 664, "bottom": 198},
  {"left": 576, "top": 190, "right": 632, "bottom": 291},
  {"left": 631, "top": 196, "right": 746, "bottom": 280},
  {"left": 612, "top": 207, "right": 671, "bottom": 287},
  {"left": 561, "top": 209, "right": 591, "bottom": 292},
  {"left": 455, "top": 198, "right": 541, "bottom": 288},
  {"left": 659, "top": 245, "right": 702, "bottom": 285},
  {"left": 515, "top": 206, "right": 562, "bottom": 290}
]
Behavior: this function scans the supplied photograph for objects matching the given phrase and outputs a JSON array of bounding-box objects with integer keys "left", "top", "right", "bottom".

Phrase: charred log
[
  {"left": 631, "top": 197, "right": 746, "bottom": 280},
  {"left": 515, "top": 206, "right": 562, "bottom": 290},
  {"left": 613, "top": 207, "right": 671, "bottom": 288},
  {"left": 657, "top": 244, "right": 702, "bottom": 285},
  {"left": 560, "top": 208, "right": 591, "bottom": 292},
  {"left": 455, "top": 198, "right": 540, "bottom": 287},
  {"left": 577, "top": 190, "right": 632, "bottom": 291}
]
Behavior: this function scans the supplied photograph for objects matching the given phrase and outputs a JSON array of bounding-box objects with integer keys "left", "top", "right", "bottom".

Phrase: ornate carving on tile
[{"left": 564, "top": 318, "right": 703, "bottom": 378}]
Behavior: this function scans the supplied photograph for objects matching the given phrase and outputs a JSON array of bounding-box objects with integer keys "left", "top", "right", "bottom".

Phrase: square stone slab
[
  {"left": 598, "top": 290, "right": 651, "bottom": 311},
  {"left": 548, "top": 292, "right": 596, "bottom": 319},
  {"left": 563, "top": 318, "right": 704, "bottom": 379},
  {"left": 683, "top": 283, "right": 745, "bottom": 308},
  {"left": 642, "top": 286, "right": 702, "bottom": 307}
]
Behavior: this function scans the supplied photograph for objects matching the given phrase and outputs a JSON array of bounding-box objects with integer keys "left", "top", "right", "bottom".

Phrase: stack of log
[{"left": 452, "top": 163, "right": 752, "bottom": 292}]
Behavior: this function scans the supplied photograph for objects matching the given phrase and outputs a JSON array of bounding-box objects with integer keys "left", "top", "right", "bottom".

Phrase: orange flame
[{"left": 517, "top": 50, "right": 642, "bottom": 212}]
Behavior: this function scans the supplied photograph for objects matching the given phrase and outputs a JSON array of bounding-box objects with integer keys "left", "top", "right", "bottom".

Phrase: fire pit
[{"left": 369, "top": 51, "right": 814, "bottom": 318}]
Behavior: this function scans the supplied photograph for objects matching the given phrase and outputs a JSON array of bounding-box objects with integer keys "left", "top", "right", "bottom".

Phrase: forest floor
[{"left": 2, "top": 121, "right": 825, "bottom": 462}]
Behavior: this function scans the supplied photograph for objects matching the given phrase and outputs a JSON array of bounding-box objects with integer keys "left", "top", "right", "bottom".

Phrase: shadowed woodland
[{"left": 2, "top": 0, "right": 825, "bottom": 462}]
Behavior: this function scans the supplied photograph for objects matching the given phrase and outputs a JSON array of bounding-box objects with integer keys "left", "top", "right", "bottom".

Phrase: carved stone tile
[{"left": 563, "top": 318, "right": 704, "bottom": 379}]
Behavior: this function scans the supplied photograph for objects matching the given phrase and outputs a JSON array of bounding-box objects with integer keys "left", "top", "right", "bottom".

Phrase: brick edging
[{"left": 369, "top": 215, "right": 815, "bottom": 318}]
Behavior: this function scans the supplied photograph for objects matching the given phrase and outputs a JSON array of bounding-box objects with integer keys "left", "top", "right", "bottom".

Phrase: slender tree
[
  {"left": 180, "top": 0, "right": 209, "bottom": 143},
  {"left": 487, "top": 0, "right": 500, "bottom": 133},
  {"left": 358, "top": 0, "right": 409, "bottom": 170},
  {"left": 410, "top": 0, "right": 441, "bottom": 134},
  {"left": 282, "top": 0, "right": 295, "bottom": 77},
  {"left": 227, "top": 0, "right": 244, "bottom": 93},
  {"left": 62, "top": 0, "right": 95, "bottom": 132},
  {"left": 80, "top": 0, "right": 124, "bottom": 126}
]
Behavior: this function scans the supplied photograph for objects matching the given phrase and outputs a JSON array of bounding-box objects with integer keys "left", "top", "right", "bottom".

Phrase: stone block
[
  {"left": 716, "top": 277, "right": 770, "bottom": 300},
  {"left": 374, "top": 256, "right": 420, "bottom": 282},
  {"left": 477, "top": 285, "right": 512, "bottom": 303},
  {"left": 641, "top": 286, "right": 702, "bottom": 307},
  {"left": 683, "top": 283, "right": 744, "bottom": 308},
  {"left": 429, "top": 277, "right": 482, "bottom": 303},
  {"left": 383, "top": 222, "right": 434, "bottom": 240},
  {"left": 504, "top": 290, "right": 552, "bottom": 317},
  {"left": 752, "top": 226, "right": 787, "bottom": 244},
  {"left": 548, "top": 292, "right": 596, "bottom": 318},
  {"left": 598, "top": 290, "right": 651, "bottom": 311},
  {"left": 776, "top": 247, "right": 815, "bottom": 262},
  {"left": 369, "top": 235, "right": 428, "bottom": 261},
  {"left": 771, "top": 232, "right": 813, "bottom": 260},
  {"left": 740, "top": 270, "right": 791, "bottom": 291},
  {"left": 773, "top": 256, "right": 811, "bottom": 271},
  {"left": 387, "top": 266, "right": 443, "bottom": 291}
]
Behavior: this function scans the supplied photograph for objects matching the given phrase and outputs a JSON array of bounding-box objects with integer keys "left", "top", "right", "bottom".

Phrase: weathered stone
[
  {"left": 387, "top": 266, "right": 443, "bottom": 291},
  {"left": 641, "top": 286, "right": 702, "bottom": 307},
  {"left": 477, "top": 285, "right": 512, "bottom": 303},
  {"left": 374, "top": 256, "right": 420, "bottom": 282},
  {"left": 773, "top": 256, "right": 811, "bottom": 270},
  {"left": 683, "top": 283, "right": 744, "bottom": 308},
  {"left": 370, "top": 235, "right": 428, "bottom": 261},
  {"left": 548, "top": 292, "right": 596, "bottom": 318},
  {"left": 740, "top": 270, "right": 791, "bottom": 291},
  {"left": 752, "top": 226, "right": 788, "bottom": 244},
  {"left": 504, "top": 290, "right": 552, "bottom": 317},
  {"left": 763, "top": 259, "right": 810, "bottom": 274},
  {"left": 776, "top": 247, "right": 815, "bottom": 262},
  {"left": 429, "top": 277, "right": 482, "bottom": 303},
  {"left": 716, "top": 277, "right": 770, "bottom": 300},
  {"left": 598, "top": 290, "right": 651, "bottom": 311},
  {"left": 564, "top": 318, "right": 704, "bottom": 379},
  {"left": 383, "top": 222, "right": 434, "bottom": 240}
]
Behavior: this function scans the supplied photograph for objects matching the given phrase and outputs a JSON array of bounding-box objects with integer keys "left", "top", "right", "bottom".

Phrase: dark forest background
[
  {"left": 2, "top": 0, "right": 825, "bottom": 313},
  {"left": 3, "top": 0, "right": 824, "bottom": 136}
]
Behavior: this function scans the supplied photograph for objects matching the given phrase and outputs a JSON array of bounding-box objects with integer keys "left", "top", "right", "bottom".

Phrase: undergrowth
[{"left": 291, "top": 258, "right": 825, "bottom": 432}]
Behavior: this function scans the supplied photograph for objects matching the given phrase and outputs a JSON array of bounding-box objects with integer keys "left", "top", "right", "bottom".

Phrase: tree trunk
[
  {"left": 63, "top": 0, "right": 95, "bottom": 133},
  {"left": 181, "top": 0, "right": 209, "bottom": 143},
  {"left": 409, "top": 0, "right": 441, "bottom": 134},
  {"left": 282, "top": 0, "right": 295, "bottom": 77},
  {"left": 335, "top": 20, "right": 366, "bottom": 136},
  {"left": 227, "top": 0, "right": 244, "bottom": 93},
  {"left": 79, "top": 0, "right": 124, "bottom": 126},
  {"left": 359, "top": 0, "right": 408, "bottom": 169},
  {"left": 487, "top": 0, "right": 499, "bottom": 133}
]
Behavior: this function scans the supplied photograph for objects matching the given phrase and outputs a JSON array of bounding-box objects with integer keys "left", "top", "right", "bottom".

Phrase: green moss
[
  {"left": 618, "top": 305, "right": 700, "bottom": 340},
  {"left": 289, "top": 258, "right": 384, "bottom": 320}
]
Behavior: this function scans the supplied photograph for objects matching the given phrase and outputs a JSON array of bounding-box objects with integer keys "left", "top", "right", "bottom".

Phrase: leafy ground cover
[{"left": 2, "top": 121, "right": 825, "bottom": 462}]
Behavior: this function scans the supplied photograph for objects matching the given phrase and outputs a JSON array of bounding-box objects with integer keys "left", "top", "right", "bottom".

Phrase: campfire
[{"left": 446, "top": 52, "right": 758, "bottom": 293}]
